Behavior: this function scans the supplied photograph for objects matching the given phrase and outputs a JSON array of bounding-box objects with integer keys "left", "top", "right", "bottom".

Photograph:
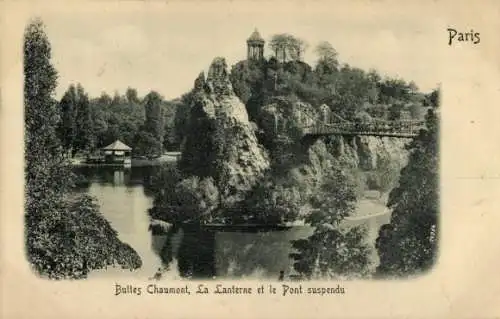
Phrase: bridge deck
[
  {"left": 303, "top": 129, "right": 419, "bottom": 138},
  {"left": 302, "top": 122, "right": 424, "bottom": 138}
]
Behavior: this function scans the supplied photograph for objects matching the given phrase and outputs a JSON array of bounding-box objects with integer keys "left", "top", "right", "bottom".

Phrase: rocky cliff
[
  {"left": 256, "top": 97, "right": 410, "bottom": 199},
  {"left": 179, "top": 57, "right": 270, "bottom": 206},
  {"left": 329, "top": 135, "right": 409, "bottom": 171},
  {"left": 178, "top": 59, "right": 410, "bottom": 216}
]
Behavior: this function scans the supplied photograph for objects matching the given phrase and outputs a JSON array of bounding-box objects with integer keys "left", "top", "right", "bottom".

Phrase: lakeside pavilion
[{"left": 101, "top": 140, "right": 132, "bottom": 165}]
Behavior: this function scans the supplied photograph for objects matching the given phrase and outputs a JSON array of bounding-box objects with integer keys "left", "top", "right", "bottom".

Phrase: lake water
[{"left": 74, "top": 166, "right": 390, "bottom": 280}]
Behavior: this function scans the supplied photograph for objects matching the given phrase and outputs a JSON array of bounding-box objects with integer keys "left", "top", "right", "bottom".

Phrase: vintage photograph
[{"left": 24, "top": 9, "right": 439, "bottom": 281}]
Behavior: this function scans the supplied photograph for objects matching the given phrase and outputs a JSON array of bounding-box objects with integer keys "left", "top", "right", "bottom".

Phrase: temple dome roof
[{"left": 247, "top": 29, "right": 264, "bottom": 43}]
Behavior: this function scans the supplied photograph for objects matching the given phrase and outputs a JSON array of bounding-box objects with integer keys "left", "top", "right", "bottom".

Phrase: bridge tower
[
  {"left": 319, "top": 104, "right": 330, "bottom": 123},
  {"left": 247, "top": 29, "right": 265, "bottom": 61}
]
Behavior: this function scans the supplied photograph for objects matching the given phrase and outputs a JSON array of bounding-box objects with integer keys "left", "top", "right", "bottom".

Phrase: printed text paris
[{"left": 447, "top": 28, "right": 480, "bottom": 45}]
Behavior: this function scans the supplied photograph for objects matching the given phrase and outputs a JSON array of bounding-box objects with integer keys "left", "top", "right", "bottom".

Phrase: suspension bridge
[
  {"left": 302, "top": 117, "right": 425, "bottom": 138},
  {"left": 275, "top": 106, "right": 426, "bottom": 139}
]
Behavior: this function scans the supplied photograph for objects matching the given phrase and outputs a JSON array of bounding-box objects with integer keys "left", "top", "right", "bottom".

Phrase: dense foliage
[
  {"left": 24, "top": 19, "right": 141, "bottom": 279},
  {"left": 30, "top": 195, "right": 142, "bottom": 279},
  {"left": 230, "top": 39, "right": 432, "bottom": 129},
  {"left": 242, "top": 181, "right": 304, "bottom": 224},
  {"left": 268, "top": 33, "right": 308, "bottom": 62},
  {"left": 89, "top": 90, "right": 144, "bottom": 149},
  {"left": 58, "top": 85, "right": 180, "bottom": 157},
  {"left": 148, "top": 164, "right": 220, "bottom": 224},
  {"left": 375, "top": 103, "right": 439, "bottom": 277},
  {"left": 142, "top": 91, "right": 165, "bottom": 154},
  {"left": 290, "top": 167, "right": 372, "bottom": 279},
  {"left": 57, "top": 84, "right": 95, "bottom": 156}
]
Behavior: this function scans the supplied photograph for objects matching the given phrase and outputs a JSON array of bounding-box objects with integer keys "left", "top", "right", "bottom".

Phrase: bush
[
  {"left": 291, "top": 226, "right": 371, "bottom": 280},
  {"left": 27, "top": 195, "right": 142, "bottom": 279}
]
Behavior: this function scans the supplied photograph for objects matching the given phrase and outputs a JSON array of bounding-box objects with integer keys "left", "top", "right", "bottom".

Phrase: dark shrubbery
[
  {"left": 290, "top": 167, "right": 372, "bottom": 279},
  {"left": 375, "top": 108, "right": 439, "bottom": 277},
  {"left": 27, "top": 195, "right": 141, "bottom": 279}
]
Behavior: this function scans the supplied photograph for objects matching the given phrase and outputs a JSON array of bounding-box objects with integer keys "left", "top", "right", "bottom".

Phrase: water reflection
[
  {"left": 155, "top": 225, "right": 315, "bottom": 280},
  {"left": 74, "top": 165, "right": 389, "bottom": 280},
  {"left": 74, "top": 166, "right": 166, "bottom": 278}
]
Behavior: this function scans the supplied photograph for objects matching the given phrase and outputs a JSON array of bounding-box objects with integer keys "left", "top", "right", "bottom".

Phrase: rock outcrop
[
  {"left": 329, "top": 135, "right": 410, "bottom": 171},
  {"left": 259, "top": 97, "right": 320, "bottom": 139},
  {"left": 256, "top": 96, "right": 410, "bottom": 198},
  {"left": 179, "top": 58, "right": 410, "bottom": 214},
  {"left": 325, "top": 135, "right": 410, "bottom": 198},
  {"left": 179, "top": 57, "right": 270, "bottom": 206}
]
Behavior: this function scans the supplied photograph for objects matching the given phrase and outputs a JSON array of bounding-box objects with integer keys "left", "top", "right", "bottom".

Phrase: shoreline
[{"left": 71, "top": 157, "right": 179, "bottom": 167}]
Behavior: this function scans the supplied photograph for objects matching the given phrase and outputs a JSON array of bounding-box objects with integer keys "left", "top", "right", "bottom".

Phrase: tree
[
  {"left": 147, "top": 164, "right": 183, "bottom": 222},
  {"left": 161, "top": 100, "right": 179, "bottom": 151},
  {"left": 97, "top": 92, "right": 112, "bottom": 107},
  {"left": 367, "top": 69, "right": 381, "bottom": 83},
  {"left": 407, "top": 81, "right": 419, "bottom": 94},
  {"left": 146, "top": 164, "right": 182, "bottom": 201},
  {"left": 111, "top": 91, "right": 124, "bottom": 105},
  {"left": 427, "top": 88, "right": 440, "bottom": 107},
  {"left": 244, "top": 181, "right": 304, "bottom": 224},
  {"left": 57, "top": 84, "right": 77, "bottom": 154},
  {"left": 58, "top": 83, "right": 95, "bottom": 155},
  {"left": 143, "top": 91, "right": 164, "bottom": 155},
  {"left": 290, "top": 167, "right": 372, "bottom": 279},
  {"left": 388, "top": 102, "right": 405, "bottom": 120},
  {"left": 315, "top": 41, "right": 339, "bottom": 75},
  {"left": 378, "top": 78, "right": 411, "bottom": 104},
  {"left": 409, "top": 103, "right": 425, "bottom": 120},
  {"left": 125, "top": 87, "right": 139, "bottom": 104},
  {"left": 288, "top": 36, "right": 308, "bottom": 61},
  {"left": 314, "top": 42, "right": 339, "bottom": 92},
  {"left": 375, "top": 108, "right": 439, "bottom": 277},
  {"left": 90, "top": 89, "right": 146, "bottom": 148},
  {"left": 73, "top": 84, "right": 94, "bottom": 154},
  {"left": 308, "top": 169, "right": 357, "bottom": 224},
  {"left": 173, "top": 92, "right": 194, "bottom": 148},
  {"left": 90, "top": 104, "right": 109, "bottom": 148},
  {"left": 268, "top": 34, "right": 307, "bottom": 63},
  {"left": 174, "top": 176, "right": 219, "bottom": 223},
  {"left": 366, "top": 69, "right": 381, "bottom": 104},
  {"left": 319, "top": 65, "right": 373, "bottom": 121},
  {"left": 133, "top": 130, "right": 162, "bottom": 158},
  {"left": 269, "top": 34, "right": 290, "bottom": 62},
  {"left": 377, "top": 156, "right": 402, "bottom": 194},
  {"left": 24, "top": 17, "right": 70, "bottom": 218},
  {"left": 24, "top": 17, "right": 73, "bottom": 274},
  {"left": 291, "top": 226, "right": 371, "bottom": 279}
]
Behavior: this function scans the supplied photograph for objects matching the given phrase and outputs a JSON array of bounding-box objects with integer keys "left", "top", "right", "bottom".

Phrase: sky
[{"left": 40, "top": 2, "right": 444, "bottom": 101}]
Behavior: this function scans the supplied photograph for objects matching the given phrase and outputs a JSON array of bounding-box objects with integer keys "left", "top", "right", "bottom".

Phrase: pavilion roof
[{"left": 102, "top": 140, "right": 132, "bottom": 151}]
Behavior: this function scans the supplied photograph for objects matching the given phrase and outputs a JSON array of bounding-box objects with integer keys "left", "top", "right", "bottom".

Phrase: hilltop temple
[{"left": 247, "top": 29, "right": 265, "bottom": 60}]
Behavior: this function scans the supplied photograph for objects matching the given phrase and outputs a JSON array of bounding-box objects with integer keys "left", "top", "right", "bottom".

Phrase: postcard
[{"left": 1, "top": 1, "right": 499, "bottom": 318}]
